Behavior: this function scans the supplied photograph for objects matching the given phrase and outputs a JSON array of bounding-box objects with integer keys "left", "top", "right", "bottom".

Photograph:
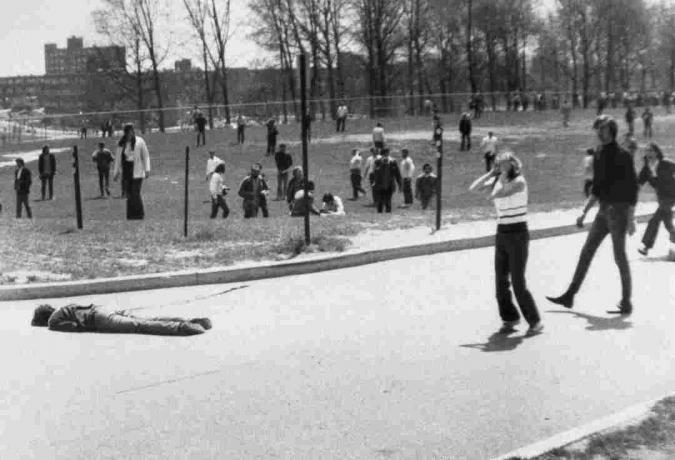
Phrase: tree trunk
[
  {"left": 149, "top": 58, "right": 164, "bottom": 132},
  {"left": 466, "top": 0, "right": 477, "bottom": 92}
]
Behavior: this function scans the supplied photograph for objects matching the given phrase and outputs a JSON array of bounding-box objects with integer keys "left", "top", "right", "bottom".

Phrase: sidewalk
[{"left": 0, "top": 201, "right": 661, "bottom": 301}]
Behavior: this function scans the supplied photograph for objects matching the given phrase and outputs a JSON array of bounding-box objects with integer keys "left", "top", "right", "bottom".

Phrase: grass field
[{"left": 0, "top": 108, "right": 662, "bottom": 283}]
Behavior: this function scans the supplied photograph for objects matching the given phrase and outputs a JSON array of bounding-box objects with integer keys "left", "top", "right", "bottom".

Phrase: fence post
[
  {"left": 72, "top": 145, "right": 83, "bottom": 229},
  {"left": 433, "top": 116, "right": 443, "bottom": 231},
  {"left": 184, "top": 146, "right": 189, "bottom": 238}
]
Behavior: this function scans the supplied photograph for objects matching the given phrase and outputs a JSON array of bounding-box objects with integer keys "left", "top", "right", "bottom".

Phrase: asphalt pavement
[{"left": 1, "top": 223, "right": 674, "bottom": 459}]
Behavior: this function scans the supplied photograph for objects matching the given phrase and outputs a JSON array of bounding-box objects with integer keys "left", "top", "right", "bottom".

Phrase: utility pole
[
  {"left": 299, "top": 53, "right": 311, "bottom": 245},
  {"left": 433, "top": 115, "right": 443, "bottom": 231},
  {"left": 72, "top": 145, "right": 83, "bottom": 229}
]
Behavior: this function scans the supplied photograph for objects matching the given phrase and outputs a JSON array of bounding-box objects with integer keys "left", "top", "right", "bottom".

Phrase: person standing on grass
[
  {"left": 321, "top": 192, "right": 345, "bottom": 216},
  {"left": 274, "top": 144, "right": 293, "bottom": 200},
  {"left": 642, "top": 107, "right": 654, "bottom": 139},
  {"left": 636, "top": 143, "right": 675, "bottom": 260},
  {"left": 372, "top": 148, "right": 402, "bottom": 214},
  {"left": 286, "top": 166, "right": 305, "bottom": 210},
  {"left": 92, "top": 142, "right": 113, "bottom": 197},
  {"left": 459, "top": 111, "right": 472, "bottom": 151},
  {"left": 561, "top": 99, "right": 572, "bottom": 127},
  {"left": 469, "top": 151, "right": 543, "bottom": 336},
  {"left": 113, "top": 123, "right": 151, "bottom": 220},
  {"left": 336, "top": 105, "right": 348, "bottom": 132},
  {"left": 399, "top": 149, "right": 415, "bottom": 207},
  {"left": 238, "top": 163, "right": 270, "bottom": 218},
  {"left": 363, "top": 147, "right": 381, "bottom": 205},
  {"left": 209, "top": 163, "right": 230, "bottom": 219},
  {"left": 266, "top": 118, "right": 279, "bottom": 157},
  {"left": 14, "top": 158, "right": 32, "bottom": 219},
  {"left": 38, "top": 145, "right": 56, "bottom": 201},
  {"left": 625, "top": 104, "right": 636, "bottom": 135},
  {"left": 80, "top": 121, "right": 87, "bottom": 140},
  {"left": 480, "top": 131, "right": 498, "bottom": 172},
  {"left": 415, "top": 163, "right": 437, "bottom": 210},
  {"left": 236, "top": 114, "right": 246, "bottom": 144},
  {"left": 548, "top": 115, "right": 638, "bottom": 315},
  {"left": 290, "top": 181, "right": 322, "bottom": 217},
  {"left": 195, "top": 108, "right": 207, "bottom": 147},
  {"left": 372, "top": 122, "right": 385, "bottom": 151},
  {"left": 205, "top": 151, "right": 224, "bottom": 184},
  {"left": 349, "top": 149, "right": 366, "bottom": 200}
]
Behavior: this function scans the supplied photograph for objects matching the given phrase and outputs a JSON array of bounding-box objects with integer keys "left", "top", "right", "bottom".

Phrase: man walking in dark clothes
[
  {"left": 38, "top": 145, "right": 56, "bottom": 201},
  {"left": 92, "top": 142, "right": 114, "bottom": 197},
  {"left": 548, "top": 115, "right": 639, "bottom": 315},
  {"left": 266, "top": 119, "right": 279, "bottom": 157},
  {"left": 372, "top": 148, "right": 402, "bottom": 213},
  {"left": 415, "top": 163, "right": 437, "bottom": 210},
  {"left": 625, "top": 104, "right": 636, "bottom": 135},
  {"left": 274, "top": 144, "right": 293, "bottom": 200},
  {"left": 637, "top": 143, "right": 675, "bottom": 259},
  {"left": 31, "top": 304, "right": 211, "bottom": 336},
  {"left": 238, "top": 163, "right": 270, "bottom": 218},
  {"left": 195, "top": 108, "right": 207, "bottom": 147},
  {"left": 459, "top": 112, "right": 472, "bottom": 151},
  {"left": 14, "top": 158, "right": 32, "bottom": 218}
]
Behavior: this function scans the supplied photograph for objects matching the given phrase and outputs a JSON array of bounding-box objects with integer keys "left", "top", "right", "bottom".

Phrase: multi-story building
[{"left": 44, "top": 36, "right": 125, "bottom": 75}]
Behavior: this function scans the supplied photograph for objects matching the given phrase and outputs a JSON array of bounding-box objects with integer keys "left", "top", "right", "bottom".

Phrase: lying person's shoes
[{"left": 190, "top": 317, "right": 212, "bottom": 330}]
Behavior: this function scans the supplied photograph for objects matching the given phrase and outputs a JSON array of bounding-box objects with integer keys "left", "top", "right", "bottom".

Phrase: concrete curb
[
  {"left": 491, "top": 391, "right": 674, "bottom": 460},
  {"left": 0, "top": 214, "right": 653, "bottom": 301}
]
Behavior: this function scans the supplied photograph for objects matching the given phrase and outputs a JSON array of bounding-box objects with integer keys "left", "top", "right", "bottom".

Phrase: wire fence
[{"left": 1, "top": 90, "right": 670, "bottom": 148}]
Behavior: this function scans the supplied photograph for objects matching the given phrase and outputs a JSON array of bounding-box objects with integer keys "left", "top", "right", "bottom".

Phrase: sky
[{"left": 0, "top": 0, "right": 263, "bottom": 77}]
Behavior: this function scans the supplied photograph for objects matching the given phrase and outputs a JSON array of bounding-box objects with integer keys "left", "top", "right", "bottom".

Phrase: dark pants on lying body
[
  {"left": 495, "top": 224, "right": 540, "bottom": 325},
  {"left": 567, "top": 203, "right": 632, "bottom": 302},
  {"left": 641, "top": 199, "right": 675, "bottom": 249},
  {"left": 375, "top": 188, "right": 394, "bottom": 213},
  {"left": 92, "top": 309, "right": 204, "bottom": 336}
]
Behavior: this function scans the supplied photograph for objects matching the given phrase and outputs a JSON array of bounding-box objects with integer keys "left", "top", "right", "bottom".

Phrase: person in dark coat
[
  {"left": 372, "top": 148, "right": 402, "bottom": 213},
  {"left": 274, "top": 144, "right": 293, "bottom": 200},
  {"left": 92, "top": 142, "right": 114, "bottom": 197},
  {"left": 459, "top": 112, "right": 472, "bottom": 151},
  {"left": 266, "top": 119, "right": 279, "bottom": 157},
  {"left": 194, "top": 107, "right": 207, "bottom": 147},
  {"left": 37, "top": 145, "right": 56, "bottom": 201},
  {"left": 14, "top": 158, "right": 32, "bottom": 218},
  {"left": 415, "top": 163, "right": 438, "bottom": 210},
  {"left": 238, "top": 163, "right": 270, "bottom": 218}
]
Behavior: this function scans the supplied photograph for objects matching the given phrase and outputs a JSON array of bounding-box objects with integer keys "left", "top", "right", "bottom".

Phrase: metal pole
[
  {"left": 434, "top": 116, "right": 443, "bottom": 231},
  {"left": 299, "top": 53, "right": 311, "bottom": 245},
  {"left": 184, "top": 146, "right": 190, "bottom": 238},
  {"left": 73, "top": 145, "right": 83, "bottom": 229}
]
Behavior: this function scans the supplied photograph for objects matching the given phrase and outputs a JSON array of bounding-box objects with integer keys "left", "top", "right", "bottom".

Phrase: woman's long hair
[{"left": 118, "top": 124, "right": 136, "bottom": 151}]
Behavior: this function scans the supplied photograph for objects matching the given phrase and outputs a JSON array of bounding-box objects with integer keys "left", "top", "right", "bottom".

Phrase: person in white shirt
[
  {"left": 209, "top": 163, "right": 230, "bottom": 218},
  {"left": 480, "top": 131, "right": 498, "bottom": 172},
  {"left": 372, "top": 122, "right": 385, "bottom": 151},
  {"left": 399, "top": 149, "right": 415, "bottom": 207},
  {"left": 336, "top": 105, "right": 348, "bottom": 132},
  {"left": 349, "top": 149, "right": 366, "bottom": 200},
  {"left": 469, "top": 151, "right": 543, "bottom": 336},
  {"left": 205, "top": 151, "right": 224, "bottom": 183},
  {"left": 113, "top": 123, "right": 151, "bottom": 220},
  {"left": 363, "top": 147, "right": 381, "bottom": 204},
  {"left": 320, "top": 193, "right": 345, "bottom": 216}
]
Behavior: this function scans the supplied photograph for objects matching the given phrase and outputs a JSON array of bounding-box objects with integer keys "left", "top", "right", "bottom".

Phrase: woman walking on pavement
[{"left": 469, "top": 151, "right": 543, "bottom": 336}]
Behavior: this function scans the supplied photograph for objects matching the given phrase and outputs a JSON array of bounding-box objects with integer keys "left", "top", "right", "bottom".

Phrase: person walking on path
[
  {"left": 14, "top": 158, "right": 32, "bottom": 219},
  {"left": 238, "top": 163, "right": 269, "bottom": 218},
  {"left": 625, "top": 104, "right": 636, "bottom": 135},
  {"left": 415, "top": 163, "right": 437, "bottom": 210},
  {"left": 548, "top": 115, "right": 639, "bottom": 315},
  {"left": 372, "top": 122, "right": 385, "bottom": 151},
  {"left": 209, "top": 163, "right": 230, "bottom": 219},
  {"left": 38, "top": 145, "right": 56, "bottom": 201},
  {"left": 92, "top": 142, "right": 113, "bottom": 197},
  {"left": 195, "top": 108, "right": 207, "bottom": 147},
  {"left": 480, "top": 131, "right": 498, "bottom": 172},
  {"left": 266, "top": 119, "right": 279, "bottom": 157},
  {"left": 469, "top": 151, "right": 543, "bottom": 336},
  {"left": 372, "top": 148, "right": 402, "bottom": 213},
  {"left": 636, "top": 143, "right": 675, "bottom": 259},
  {"left": 642, "top": 107, "right": 654, "bottom": 139},
  {"left": 274, "top": 144, "right": 293, "bottom": 200},
  {"left": 349, "top": 149, "right": 366, "bottom": 200},
  {"left": 399, "top": 149, "right": 415, "bottom": 207},
  {"left": 459, "top": 112, "right": 472, "bottom": 151},
  {"left": 236, "top": 114, "right": 246, "bottom": 144},
  {"left": 31, "top": 304, "right": 210, "bottom": 336},
  {"left": 113, "top": 124, "right": 151, "bottom": 220}
]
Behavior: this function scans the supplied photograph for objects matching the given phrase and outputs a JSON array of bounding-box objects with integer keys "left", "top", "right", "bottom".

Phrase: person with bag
[{"left": 113, "top": 124, "right": 151, "bottom": 220}]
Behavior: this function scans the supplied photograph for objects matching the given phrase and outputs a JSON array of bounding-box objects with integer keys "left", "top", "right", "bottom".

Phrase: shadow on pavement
[
  {"left": 460, "top": 330, "right": 526, "bottom": 352},
  {"left": 547, "top": 310, "right": 632, "bottom": 331},
  {"left": 640, "top": 255, "right": 674, "bottom": 263}
]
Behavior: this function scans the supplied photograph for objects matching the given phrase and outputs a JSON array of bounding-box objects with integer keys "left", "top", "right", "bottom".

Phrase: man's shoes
[
  {"left": 546, "top": 293, "right": 574, "bottom": 309},
  {"left": 638, "top": 246, "right": 649, "bottom": 256},
  {"left": 607, "top": 301, "right": 632, "bottom": 316},
  {"left": 526, "top": 322, "right": 544, "bottom": 336},
  {"left": 499, "top": 319, "right": 520, "bottom": 333},
  {"left": 190, "top": 317, "right": 212, "bottom": 330}
]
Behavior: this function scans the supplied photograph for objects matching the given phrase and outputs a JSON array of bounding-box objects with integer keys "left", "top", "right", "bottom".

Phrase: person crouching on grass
[
  {"left": 469, "top": 152, "right": 543, "bottom": 336},
  {"left": 209, "top": 163, "right": 230, "bottom": 219},
  {"left": 320, "top": 192, "right": 345, "bottom": 216}
]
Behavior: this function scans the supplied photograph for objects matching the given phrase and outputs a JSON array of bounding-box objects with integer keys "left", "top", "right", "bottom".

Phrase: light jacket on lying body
[{"left": 113, "top": 137, "right": 151, "bottom": 179}]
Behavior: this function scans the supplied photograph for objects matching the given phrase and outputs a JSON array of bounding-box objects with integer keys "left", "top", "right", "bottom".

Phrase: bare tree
[
  {"left": 183, "top": 0, "right": 216, "bottom": 127},
  {"left": 207, "top": 0, "right": 233, "bottom": 123}
]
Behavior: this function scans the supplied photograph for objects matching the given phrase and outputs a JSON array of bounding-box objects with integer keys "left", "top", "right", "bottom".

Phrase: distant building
[
  {"left": 175, "top": 59, "right": 192, "bottom": 73},
  {"left": 44, "top": 36, "right": 125, "bottom": 75}
]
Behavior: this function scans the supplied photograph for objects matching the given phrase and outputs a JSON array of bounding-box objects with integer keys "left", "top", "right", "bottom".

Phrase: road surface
[{"left": 1, "top": 224, "right": 674, "bottom": 459}]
